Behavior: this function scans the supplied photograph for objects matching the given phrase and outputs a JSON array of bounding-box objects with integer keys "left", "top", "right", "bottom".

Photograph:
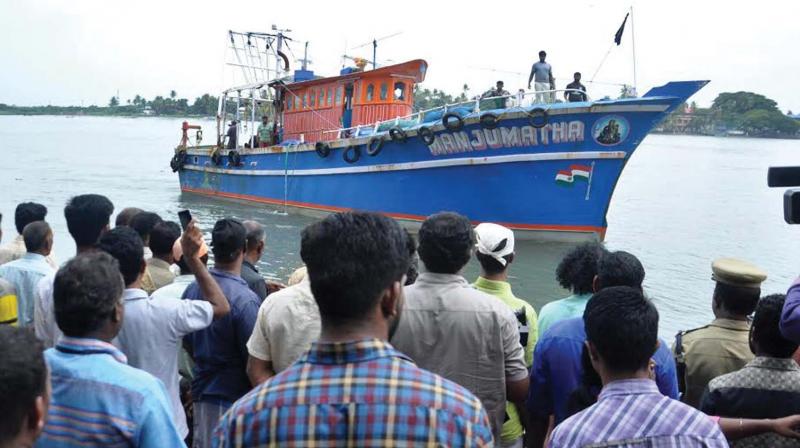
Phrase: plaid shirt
[
  {"left": 550, "top": 379, "right": 726, "bottom": 448},
  {"left": 213, "top": 338, "right": 494, "bottom": 447}
]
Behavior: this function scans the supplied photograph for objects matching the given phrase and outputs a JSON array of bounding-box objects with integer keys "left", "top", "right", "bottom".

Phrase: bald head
[
  {"left": 243, "top": 220, "right": 266, "bottom": 262},
  {"left": 23, "top": 221, "right": 53, "bottom": 256},
  {"left": 115, "top": 207, "right": 143, "bottom": 228}
]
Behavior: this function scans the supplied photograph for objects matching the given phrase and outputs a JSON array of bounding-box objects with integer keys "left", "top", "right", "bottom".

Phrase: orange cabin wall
[{"left": 282, "top": 75, "right": 415, "bottom": 142}]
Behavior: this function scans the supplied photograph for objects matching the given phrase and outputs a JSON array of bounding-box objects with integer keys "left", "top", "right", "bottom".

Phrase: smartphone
[{"left": 178, "top": 210, "right": 193, "bottom": 231}]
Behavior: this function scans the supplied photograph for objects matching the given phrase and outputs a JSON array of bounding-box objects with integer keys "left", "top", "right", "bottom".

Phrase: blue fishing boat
[{"left": 171, "top": 30, "right": 707, "bottom": 241}]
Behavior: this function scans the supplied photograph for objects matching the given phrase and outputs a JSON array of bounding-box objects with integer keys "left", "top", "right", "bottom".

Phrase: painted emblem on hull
[{"left": 592, "top": 115, "right": 630, "bottom": 146}]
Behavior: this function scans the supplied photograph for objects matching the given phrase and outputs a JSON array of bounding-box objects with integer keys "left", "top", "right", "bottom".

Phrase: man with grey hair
[
  {"left": 241, "top": 220, "right": 268, "bottom": 301},
  {"left": 0, "top": 221, "right": 55, "bottom": 327}
]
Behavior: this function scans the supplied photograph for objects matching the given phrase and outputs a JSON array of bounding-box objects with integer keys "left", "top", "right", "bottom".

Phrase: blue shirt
[
  {"left": 183, "top": 268, "right": 260, "bottom": 404},
  {"left": 37, "top": 336, "right": 185, "bottom": 447},
  {"left": 213, "top": 339, "right": 494, "bottom": 447},
  {"left": 528, "top": 317, "right": 679, "bottom": 424},
  {"left": 0, "top": 252, "right": 54, "bottom": 327}
]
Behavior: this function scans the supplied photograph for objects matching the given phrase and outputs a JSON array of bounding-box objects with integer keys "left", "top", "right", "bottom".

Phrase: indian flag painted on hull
[{"left": 556, "top": 164, "right": 592, "bottom": 186}]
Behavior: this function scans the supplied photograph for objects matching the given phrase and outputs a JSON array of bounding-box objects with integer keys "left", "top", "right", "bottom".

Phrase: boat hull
[{"left": 177, "top": 81, "right": 707, "bottom": 241}]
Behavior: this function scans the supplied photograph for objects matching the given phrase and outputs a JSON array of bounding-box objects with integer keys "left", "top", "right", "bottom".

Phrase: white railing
[{"left": 320, "top": 88, "right": 591, "bottom": 140}]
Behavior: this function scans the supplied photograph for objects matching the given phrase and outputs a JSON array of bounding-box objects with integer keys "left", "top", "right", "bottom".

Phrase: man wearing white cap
[{"left": 473, "top": 223, "right": 538, "bottom": 448}]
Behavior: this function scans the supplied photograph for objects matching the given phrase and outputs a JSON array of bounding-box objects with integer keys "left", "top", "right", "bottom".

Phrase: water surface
[{"left": 1, "top": 115, "right": 798, "bottom": 338}]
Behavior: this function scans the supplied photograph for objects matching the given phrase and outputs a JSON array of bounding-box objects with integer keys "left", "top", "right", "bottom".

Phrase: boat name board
[{"left": 428, "top": 121, "right": 586, "bottom": 156}]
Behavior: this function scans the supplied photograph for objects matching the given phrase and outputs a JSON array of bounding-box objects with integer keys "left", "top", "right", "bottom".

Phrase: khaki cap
[{"left": 711, "top": 258, "right": 767, "bottom": 288}]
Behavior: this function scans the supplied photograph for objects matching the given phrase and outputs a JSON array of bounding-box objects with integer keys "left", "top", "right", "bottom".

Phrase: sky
[{"left": 2, "top": 0, "right": 799, "bottom": 112}]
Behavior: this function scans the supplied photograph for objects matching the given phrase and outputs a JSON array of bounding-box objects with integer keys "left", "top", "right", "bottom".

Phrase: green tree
[
  {"left": 740, "top": 109, "right": 799, "bottom": 136},
  {"left": 170, "top": 90, "right": 177, "bottom": 99},
  {"left": 712, "top": 91, "right": 778, "bottom": 116},
  {"left": 711, "top": 91, "right": 798, "bottom": 136},
  {"left": 190, "top": 94, "right": 219, "bottom": 116},
  {"left": 109, "top": 96, "right": 119, "bottom": 107}
]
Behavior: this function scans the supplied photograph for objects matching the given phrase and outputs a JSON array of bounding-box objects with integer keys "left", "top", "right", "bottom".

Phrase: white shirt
[
  {"left": 34, "top": 272, "right": 60, "bottom": 348},
  {"left": 0, "top": 234, "right": 58, "bottom": 269},
  {"left": 246, "top": 278, "right": 320, "bottom": 373},
  {"left": 114, "top": 286, "right": 213, "bottom": 438},
  {"left": 0, "top": 253, "right": 54, "bottom": 327}
]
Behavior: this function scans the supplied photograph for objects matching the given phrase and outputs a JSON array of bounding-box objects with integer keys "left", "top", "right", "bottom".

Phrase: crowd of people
[{"left": 2, "top": 196, "right": 800, "bottom": 447}]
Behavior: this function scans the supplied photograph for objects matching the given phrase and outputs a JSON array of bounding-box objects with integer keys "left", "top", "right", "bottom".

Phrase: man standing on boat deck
[
  {"left": 257, "top": 115, "right": 273, "bottom": 147},
  {"left": 225, "top": 121, "right": 237, "bottom": 150},
  {"left": 482, "top": 81, "right": 510, "bottom": 99},
  {"left": 528, "top": 51, "right": 555, "bottom": 104},
  {"left": 565, "top": 72, "right": 588, "bottom": 102}
]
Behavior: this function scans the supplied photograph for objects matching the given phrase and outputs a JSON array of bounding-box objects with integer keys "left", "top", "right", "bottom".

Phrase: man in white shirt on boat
[{"left": 528, "top": 50, "right": 555, "bottom": 104}]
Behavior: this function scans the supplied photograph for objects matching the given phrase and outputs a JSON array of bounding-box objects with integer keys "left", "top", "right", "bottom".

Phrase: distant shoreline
[
  {"left": 651, "top": 130, "right": 799, "bottom": 140},
  {"left": 2, "top": 112, "right": 797, "bottom": 140},
  {"left": 0, "top": 111, "right": 210, "bottom": 119}
]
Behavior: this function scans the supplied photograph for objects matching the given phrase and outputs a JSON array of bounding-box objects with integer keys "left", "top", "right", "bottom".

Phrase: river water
[{"left": 1, "top": 115, "right": 799, "bottom": 338}]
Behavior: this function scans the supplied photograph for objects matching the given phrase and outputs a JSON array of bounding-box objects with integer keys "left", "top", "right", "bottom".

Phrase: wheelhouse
[{"left": 275, "top": 59, "right": 427, "bottom": 142}]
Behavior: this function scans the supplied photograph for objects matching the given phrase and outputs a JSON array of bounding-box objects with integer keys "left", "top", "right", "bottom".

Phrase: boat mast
[{"left": 630, "top": 5, "right": 638, "bottom": 96}]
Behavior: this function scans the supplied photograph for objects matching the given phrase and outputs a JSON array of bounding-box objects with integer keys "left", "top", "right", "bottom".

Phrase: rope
[{"left": 590, "top": 43, "right": 615, "bottom": 83}]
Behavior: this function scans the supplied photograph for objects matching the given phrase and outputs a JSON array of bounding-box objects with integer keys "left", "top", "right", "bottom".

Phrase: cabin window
[
  {"left": 310, "top": 90, "right": 316, "bottom": 108},
  {"left": 285, "top": 95, "right": 291, "bottom": 111},
  {"left": 302, "top": 92, "right": 307, "bottom": 108},
  {"left": 380, "top": 82, "right": 388, "bottom": 101},
  {"left": 336, "top": 86, "right": 343, "bottom": 105},
  {"left": 327, "top": 88, "right": 332, "bottom": 106},
  {"left": 318, "top": 88, "right": 325, "bottom": 107},
  {"left": 394, "top": 82, "right": 406, "bottom": 101},
  {"left": 366, "top": 84, "right": 375, "bottom": 102}
]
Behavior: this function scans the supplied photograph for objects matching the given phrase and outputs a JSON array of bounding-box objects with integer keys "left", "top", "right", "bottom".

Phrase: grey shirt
[
  {"left": 241, "top": 260, "right": 268, "bottom": 301},
  {"left": 391, "top": 272, "right": 528, "bottom": 439},
  {"left": 531, "top": 61, "right": 553, "bottom": 83}
]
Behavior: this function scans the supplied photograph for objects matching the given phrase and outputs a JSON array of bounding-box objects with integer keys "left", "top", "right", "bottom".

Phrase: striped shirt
[
  {"left": 36, "top": 336, "right": 186, "bottom": 447},
  {"left": 549, "top": 379, "right": 727, "bottom": 448},
  {"left": 213, "top": 338, "right": 494, "bottom": 447}
]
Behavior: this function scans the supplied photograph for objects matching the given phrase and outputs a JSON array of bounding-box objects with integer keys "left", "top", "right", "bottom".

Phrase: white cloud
[{"left": 1, "top": 0, "right": 798, "bottom": 111}]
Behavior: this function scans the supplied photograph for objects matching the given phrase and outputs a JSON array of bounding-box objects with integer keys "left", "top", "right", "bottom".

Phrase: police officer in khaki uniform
[{"left": 673, "top": 257, "right": 767, "bottom": 408}]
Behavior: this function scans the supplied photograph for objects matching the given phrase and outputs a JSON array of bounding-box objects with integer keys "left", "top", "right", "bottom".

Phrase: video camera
[{"left": 768, "top": 167, "right": 800, "bottom": 224}]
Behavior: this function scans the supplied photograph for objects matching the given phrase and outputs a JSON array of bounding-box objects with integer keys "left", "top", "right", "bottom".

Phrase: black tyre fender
[
  {"left": 418, "top": 126, "right": 435, "bottom": 145},
  {"left": 442, "top": 112, "right": 464, "bottom": 131},
  {"left": 228, "top": 150, "right": 242, "bottom": 167},
  {"left": 388, "top": 126, "right": 408, "bottom": 142},
  {"left": 315, "top": 141, "right": 331, "bottom": 158},
  {"left": 366, "top": 137, "right": 384, "bottom": 156},
  {"left": 211, "top": 150, "right": 223, "bottom": 166},
  {"left": 170, "top": 150, "right": 187, "bottom": 172},
  {"left": 528, "top": 107, "right": 549, "bottom": 128},
  {"left": 343, "top": 145, "right": 361, "bottom": 164},
  {"left": 480, "top": 113, "right": 500, "bottom": 130}
]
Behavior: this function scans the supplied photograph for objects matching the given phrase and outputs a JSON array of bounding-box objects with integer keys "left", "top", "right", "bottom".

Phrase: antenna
[
  {"left": 351, "top": 32, "right": 403, "bottom": 70},
  {"left": 298, "top": 41, "right": 312, "bottom": 71}
]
